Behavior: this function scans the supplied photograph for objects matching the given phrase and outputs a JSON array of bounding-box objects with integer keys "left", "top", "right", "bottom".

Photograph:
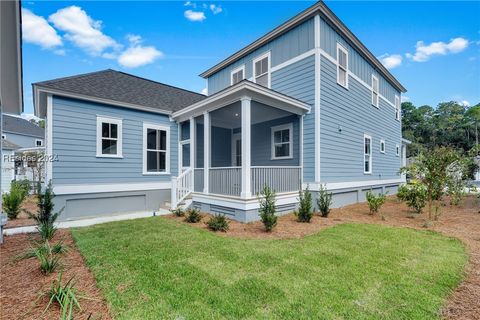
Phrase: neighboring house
[
  {"left": 1, "top": 140, "right": 19, "bottom": 194},
  {"left": 33, "top": 1, "right": 408, "bottom": 222},
  {"left": 2, "top": 114, "right": 45, "bottom": 148}
]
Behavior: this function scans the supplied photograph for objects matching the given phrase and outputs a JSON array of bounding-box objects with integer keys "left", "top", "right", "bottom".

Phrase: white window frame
[
  {"left": 35, "top": 139, "right": 43, "bottom": 147},
  {"left": 230, "top": 65, "right": 245, "bottom": 85},
  {"left": 96, "top": 116, "right": 123, "bottom": 158},
  {"left": 253, "top": 51, "right": 271, "bottom": 88},
  {"left": 380, "top": 139, "right": 385, "bottom": 154},
  {"left": 143, "top": 123, "right": 170, "bottom": 175},
  {"left": 336, "top": 43, "right": 349, "bottom": 89},
  {"left": 271, "top": 123, "right": 293, "bottom": 160},
  {"left": 371, "top": 75, "right": 379, "bottom": 108},
  {"left": 395, "top": 95, "right": 400, "bottom": 121},
  {"left": 396, "top": 144, "right": 400, "bottom": 157},
  {"left": 364, "top": 134, "right": 372, "bottom": 174}
]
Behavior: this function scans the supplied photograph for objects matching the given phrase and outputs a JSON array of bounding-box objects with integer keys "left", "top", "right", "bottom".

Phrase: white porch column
[
  {"left": 189, "top": 116, "right": 195, "bottom": 186},
  {"left": 177, "top": 122, "right": 182, "bottom": 175},
  {"left": 203, "top": 112, "right": 210, "bottom": 194},
  {"left": 241, "top": 97, "right": 251, "bottom": 198}
]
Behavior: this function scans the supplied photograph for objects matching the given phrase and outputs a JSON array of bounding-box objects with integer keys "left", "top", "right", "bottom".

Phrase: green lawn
[{"left": 72, "top": 218, "right": 466, "bottom": 319}]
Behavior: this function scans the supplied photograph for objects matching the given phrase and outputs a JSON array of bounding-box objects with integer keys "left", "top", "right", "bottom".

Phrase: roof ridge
[{"left": 33, "top": 69, "right": 114, "bottom": 85}]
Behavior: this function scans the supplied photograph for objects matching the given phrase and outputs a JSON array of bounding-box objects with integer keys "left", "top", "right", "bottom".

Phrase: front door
[{"left": 232, "top": 133, "right": 241, "bottom": 166}]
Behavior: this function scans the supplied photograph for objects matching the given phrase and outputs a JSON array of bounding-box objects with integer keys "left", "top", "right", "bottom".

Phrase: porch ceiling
[{"left": 172, "top": 80, "right": 310, "bottom": 123}]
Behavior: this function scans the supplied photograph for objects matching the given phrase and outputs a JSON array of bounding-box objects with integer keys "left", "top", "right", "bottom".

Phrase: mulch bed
[
  {"left": 3, "top": 195, "right": 38, "bottom": 229},
  {"left": 166, "top": 195, "right": 480, "bottom": 319},
  {"left": 0, "top": 230, "right": 111, "bottom": 320}
]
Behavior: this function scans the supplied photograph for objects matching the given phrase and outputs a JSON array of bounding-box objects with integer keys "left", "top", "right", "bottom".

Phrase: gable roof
[
  {"left": 33, "top": 69, "right": 206, "bottom": 114},
  {"left": 2, "top": 114, "right": 44, "bottom": 138},
  {"left": 199, "top": 1, "right": 406, "bottom": 93},
  {"left": 1, "top": 139, "right": 20, "bottom": 151}
]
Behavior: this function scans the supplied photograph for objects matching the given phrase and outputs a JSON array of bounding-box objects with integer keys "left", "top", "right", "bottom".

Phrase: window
[
  {"left": 396, "top": 144, "right": 400, "bottom": 157},
  {"left": 143, "top": 123, "right": 169, "bottom": 174},
  {"left": 271, "top": 123, "right": 293, "bottom": 159},
  {"left": 253, "top": 52, "right": 270, "bottom": 87},
  {"left": 337, "top": 43, "right": 348, "bottom": 88},
  {"left": 35, "top": 139, "right": 43, "bottom": 147},
  {"left": 364, "top": 134, "right": 372, "bottom": 174},
  {"left": 96, "top": 116, "right": 122, "bottom": 157},
  {"left": 371, "top": 75, "right": 379, "bottom": 107},
  {"left": 395, "top": 95, "right": 400, "bottom": 121},
  {"left": 231, "top": 65, "right": 245, "bottom": 85},
  {"left": 380, "top": 139, "right": 385, "bottom": 154}
]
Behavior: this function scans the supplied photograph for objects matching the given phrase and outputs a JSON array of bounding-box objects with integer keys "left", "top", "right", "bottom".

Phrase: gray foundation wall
[{"left": 54, "top": 189, "right": 170, "bottom": 221}]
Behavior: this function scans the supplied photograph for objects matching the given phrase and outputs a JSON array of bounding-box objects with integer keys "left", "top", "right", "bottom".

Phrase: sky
[{"left": 20, "top": 1, "right": 480, "bottom": 117}]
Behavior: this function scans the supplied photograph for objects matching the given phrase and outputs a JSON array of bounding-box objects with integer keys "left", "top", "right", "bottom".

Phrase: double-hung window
[
  {"left": 35, "top": 139, "right": 43, "bottom": 147},
  {"left": 231, "top": 65, "right": 245, "bottom": 85},
  {"left": 143, "top": 123, "right": 169, "bottom": 174},
  {"left": 395, "top": 95, "right": 400, "bottom": 121},
  {"left": 96, "top": 116, "right": 122, "bottom": 157},
  {"left": 364, "top": 134, "right": 372, "bottom": 174},
  {"left": 253, "top": 52, "right": 270, "bottom": 88},
  {"left": 271, "top": 123, "right": 293, "bottom": 160},
  {"left": 337, "top": 44, "right": 348, "bottom": 88},
  {"left": 371, "top": 75, "right": 379, "bottom": 107}
]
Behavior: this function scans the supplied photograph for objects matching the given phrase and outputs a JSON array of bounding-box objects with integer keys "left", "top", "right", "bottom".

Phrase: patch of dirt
[
  {"left": 166, "top": 195, "right": 480, "bottom": 319},
  {"left": 0, "top": 229, "right": 111, "bottom": 320},
  {"left": 4, "top": 195, "right": 38, "bottom": 229}
]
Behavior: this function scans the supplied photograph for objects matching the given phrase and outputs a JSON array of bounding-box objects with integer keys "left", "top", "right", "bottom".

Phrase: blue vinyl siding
[
  {"left": 2, "top": 132, "right": 43, "bottom": 149},
  {"left": 208, "top": 18, "right": 315, "bottom": 94},
  {"left": 319, "top": 18, "right": 399, "bottom": 104},
  {"left": 51, "top": 96, "right": 178, "bottom": 185},
  {"left": 271, "top": 55, "right": 315, "bottom": 181},
  {"left": 319, "top": 57, "right": 402, "bottom": 183}
]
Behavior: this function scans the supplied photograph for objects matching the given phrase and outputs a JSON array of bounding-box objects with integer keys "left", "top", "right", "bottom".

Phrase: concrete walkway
[{"left": 3, "top": 209, "right": 170, "bottom": 236}]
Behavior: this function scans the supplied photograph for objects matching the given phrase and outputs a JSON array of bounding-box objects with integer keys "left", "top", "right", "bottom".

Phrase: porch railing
[
  {"left": 171, "top": 167, "right": 193, "bottom": 208},
  {"left": 209, "top": 167, "right": 242, "bottom": 196},
  {"left": 251, "top": 166, "right": 302, "bottom": 195}
]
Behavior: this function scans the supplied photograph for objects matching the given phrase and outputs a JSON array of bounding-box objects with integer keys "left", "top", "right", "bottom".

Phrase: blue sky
[{"left": 21, "top": 1, "right": 480, "bottom": 116}]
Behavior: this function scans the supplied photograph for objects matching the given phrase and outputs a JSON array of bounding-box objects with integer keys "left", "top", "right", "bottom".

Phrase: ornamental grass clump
[
  {"left": 44, "top": 272, "right": 81, "bottom": 320},
  {"left": 184, "top": 208, "right": 202, "bottom": 223},
  {"left": 170, "top": 207, "right": 185, "bottom": 217},
  {"left": 295, "top": 187, "right": 313, "bottom": 223},
  {"left": 257, "top": 185, "right": 277, "bottom": 232},
  {"left": 206, "top": 214, "right": 230, "bottom": 232}
]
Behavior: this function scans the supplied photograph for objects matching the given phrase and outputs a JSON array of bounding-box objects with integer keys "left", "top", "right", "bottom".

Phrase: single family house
[{"left": 33, "top": 1, "right": 408, "bottom": 222}]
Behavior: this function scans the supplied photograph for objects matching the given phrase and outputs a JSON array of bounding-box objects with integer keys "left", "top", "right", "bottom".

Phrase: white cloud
[
  {"left": 201, "top": 88, "right": 208, "bottom": 95},
  {"left": 209, "top": 4, "right": 222, "bottom": 14},
  {"left": 401, "top": 96, "right": 410, "bottom": 103},
  {"left": 184, "top": 10, "right": 206, "bottom": 22},
  {"left": 379, "top": 54, "right": 402, "bottom": 69},
  {"left": 118, "top": 38, "right": 164, "bottom": 68},
  {"left": 22, "top": 8, "right": 62, "bottom": 49},
  {"left": 406, "top": 37, "right": 469, "bottom": 62},
  {"left": 49, "top": 6, "right": 119, "bottom": 56},
  {"left": 460, "top": 100, "right": 470, "bottom": 107},
  {"left": 184, "top": 1, "right": 196, "bottom": 8}
]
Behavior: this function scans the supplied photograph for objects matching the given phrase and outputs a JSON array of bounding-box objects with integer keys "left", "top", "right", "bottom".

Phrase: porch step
[{"left": 160, "top": 198, "right": 193, "bottom": 211}]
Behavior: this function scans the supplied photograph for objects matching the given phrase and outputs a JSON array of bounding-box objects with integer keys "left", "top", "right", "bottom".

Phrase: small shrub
[
  {"left": 170, "top": 207, "right": 185, "bottom": 217},
  {"left": 206, "top": 214, "right": 230, "bottom": 232},
  {"left": 397, "top": 182, "right": 427, "bottom": 213},
  {"left": 2, "top": 187, "right": 24, "bottom": 219},
  {"left": 35, "top": 241, "right": 61, "bottom": 275},
  {"left": 257, "top": 185, "right": 277, "bottom": 232},
  {"left": 316, "top": 185, "right": 333, "bottom": 217},
  {"left": 45, "top": 272, "right": 81, "bottom": 320},
  {"left": 184, "top": 208, "right": 202, "bottom": 223},
  {"left": 295, "top": 187, "right": 313, "bottom": 223},
  {"left": 366, "top": 190, "right": 387, "bottom": 215},
  {"left": 12, "top": 179, "right": 31, "bottom": 198}
]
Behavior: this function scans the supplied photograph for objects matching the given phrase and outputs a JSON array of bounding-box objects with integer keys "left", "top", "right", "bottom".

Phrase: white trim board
[
  {"left": 305, "top": 178, "right": 404, "bottom": 191},
  {"left": 46, "top": 94, "right": 53, "bottom": 183},
  {"left": 54, "top": 182, "right": 172, "bottom": 195}
]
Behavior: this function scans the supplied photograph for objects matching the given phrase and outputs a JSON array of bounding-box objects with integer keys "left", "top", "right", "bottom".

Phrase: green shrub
[
  {"left": 170, "top": 207, "right": 185, "bottom": 217},
  {"left": 184, "top": 208, "right": 202, "bottom": 223},
  {"left": 206, "top": 214, "right": 230, "bottom": 232},
  {"left": 45, "top": 272, "right": 81, "bottom": 320},
  {"left": 397, "top": 182, "right": 427, "bottom": 213},
  {"left": 2, "top": 186, "right": 25, "bottom": 219},
  {"left": 316, "top": 185, "right": 333, "bottom": 218},
  {"left": 12, "top": 179, "right": 31, "bottom": 198},
  {"left": 295, "top": 187, "right": 313, "bottom": 223},
  {"left": 257, "top": 185, "right": 277, "bottom": 232},
  {"left": 366, "top": 190, "right": 387, "bottom": 215}
]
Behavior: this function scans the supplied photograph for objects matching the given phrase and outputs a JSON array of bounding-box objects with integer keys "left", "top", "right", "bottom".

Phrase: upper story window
[
  {"left": 337, "top": 43, "right": 348, "bottom": 88},
  {"left": 253, "top": 52, "right": 270, "bottom": 88},
  {"left": 271, "top": 123, "right": 293, "bottom": 160},
  {"left": 380, "top": 139, "right": 385, "bottom": 154},
  {"left": 143, "top": 123, "right": 170, "bottom": 174},
  {"left": 364, "top": 134, "right": 372, "bottom": 174},
  {"left": 395, "top": 95, "right": 400, "bottom": 121},
  {"left": 231, "top": 65, "right": 245, "bottom": 85},
  {"left": 96, "top": 116, "right": 122, "bottom": 158},
  {"left": 35, "top": 139, "right": 43, "bottom": 147},
  {"left": 371, "top": 75, "right": 379, "bottom": 107}
]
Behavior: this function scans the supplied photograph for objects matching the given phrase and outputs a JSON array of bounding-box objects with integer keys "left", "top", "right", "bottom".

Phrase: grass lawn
[{"left": 72, "top": 218, "right": 466, "bottom": 319}]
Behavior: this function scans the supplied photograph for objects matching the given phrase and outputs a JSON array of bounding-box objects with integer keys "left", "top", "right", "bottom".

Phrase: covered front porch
[{"left": 171, "top": 81, "right": 310, "bottom": 220}]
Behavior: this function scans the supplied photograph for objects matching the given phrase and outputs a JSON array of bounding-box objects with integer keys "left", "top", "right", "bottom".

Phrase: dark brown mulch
[
  {"left": 0, "top": 230, "right": 111, "bottom": 320},
  {"left": 166, "top": 195, "right": 480, "bottom": 319}
]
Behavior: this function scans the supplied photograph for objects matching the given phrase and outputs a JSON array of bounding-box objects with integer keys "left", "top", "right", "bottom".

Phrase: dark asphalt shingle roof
[
  {"left": 2, "top": 115, "right": 44, "bottom": 138},
  {"left": 34, "top": 69, "right": 206, "bottom": 113}
]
